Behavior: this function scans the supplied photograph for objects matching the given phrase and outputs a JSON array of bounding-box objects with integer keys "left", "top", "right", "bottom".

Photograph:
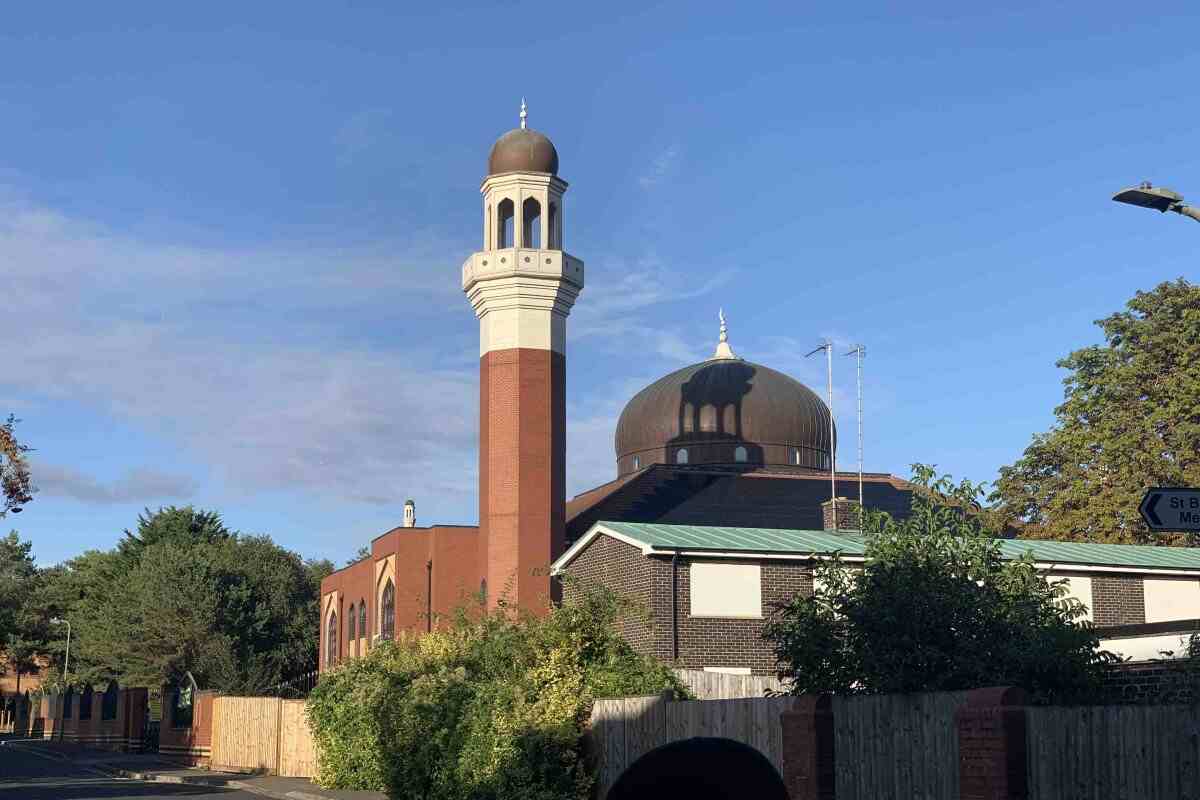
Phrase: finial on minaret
[
  {"left": 520, "top": 97, "right": 528, "bottom": 130},
  {"left": 713, "top": 308, "right": 739, "bottom": 360}
]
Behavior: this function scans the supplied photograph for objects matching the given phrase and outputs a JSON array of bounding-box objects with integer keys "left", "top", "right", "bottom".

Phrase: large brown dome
[
  {"left": 614, "top": 358, "right": 835, "bottom": 476},
  {"left": 487, "top": 128, "right": 559, "bottom": 176}
]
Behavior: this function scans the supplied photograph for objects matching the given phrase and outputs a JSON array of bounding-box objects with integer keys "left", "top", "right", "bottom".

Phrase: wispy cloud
[
  {"left": 637, "top": 144, "right": 680, "bottom": 189},
  {"left": 33, "top": 462, "right": 198, "bottom": 505}
]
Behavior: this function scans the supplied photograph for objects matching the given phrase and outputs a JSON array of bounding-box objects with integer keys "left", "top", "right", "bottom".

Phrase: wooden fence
[
  {"left": 587, "top": 694, "right": 796, "bottom": 799},
  {"left": 1027, "top": 705, "right": 1200, "bottom": 799},
  {"left": 832, "top": 690, "right": 969, "bottom": 800},
  {"left": 673, "top": 669, "right": 783, "bottom": 699},
  {"left": 209, "top": 696, "right": 316, "bottom": 777}
]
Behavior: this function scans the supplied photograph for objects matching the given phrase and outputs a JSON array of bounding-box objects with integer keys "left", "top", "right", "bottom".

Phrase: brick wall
[
  {"left": 1092, "top": 575, "right": 1146, "bottom": 626},
  {"left": 562, "top": 533, "right": 812, "bottom": 675}
]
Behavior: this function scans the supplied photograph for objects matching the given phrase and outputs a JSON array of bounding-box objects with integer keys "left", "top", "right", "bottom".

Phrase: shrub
[{"left": 306, "top": 584, "right": 687, "bottom": 798}]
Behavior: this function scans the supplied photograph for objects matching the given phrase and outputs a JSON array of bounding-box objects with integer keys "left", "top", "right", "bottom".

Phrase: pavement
[{"left": 0, "top": 737, "right": 385, "bottom": 800}]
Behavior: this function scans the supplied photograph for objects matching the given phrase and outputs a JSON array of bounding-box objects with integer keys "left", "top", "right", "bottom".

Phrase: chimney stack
[{"left": 821, "top": 497, "right": 862, "bottom": 532}]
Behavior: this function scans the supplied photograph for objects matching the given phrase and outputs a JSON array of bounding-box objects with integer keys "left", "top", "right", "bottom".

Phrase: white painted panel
[
  {"left": 1048, "top": 574, "right": 1093, "bottom": 622},
  {"left": 703, "top": 666, "right": 752, "bottom": 675},
  {"left": 690, "top": 562, "right": 762, "bottom": 618},
  {"left": 1101, "top": 634, "right": 1193, "bottom": 661},
  {"left": 1145, "top": 578, "right": 1200, "bottom": 623}
]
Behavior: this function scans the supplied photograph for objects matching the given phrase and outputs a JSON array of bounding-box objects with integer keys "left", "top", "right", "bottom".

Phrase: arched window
[
  {"left": 676, "top": 448, "right": 689, "bottom": 465},
  {"left": 548, "top": 202, "right": 559, "bottom": 248},
  {"left": 171, "top": 683, "right": 193, "bottom": 729},
  {"left": 358, "top": 602, "right": 367, "bottom": 640},
  {"left": 79, "top": 685, "right": 93, "bottom": 720},
  {"left": 486, "top": 203, "right": 492, "bottom": 249},
  {"left": 522, "top": 197, "right": 541, "bottom": 248},
  {"left": 101, "top": 681, "right": 119, "bottom": 721},
  {"left": 633, "top": 455, "right": 641, "bottom": 470},
  {"left": 793, "top": 448, "right": 802, "bottom": 466},
  {"left": 734, "top": 446, "right": 748, "bottom": 463},
  {"left": 62, "top": 686, "right": 74, "bottom": 719},
  {"left": 380, "top": 580, "right": 396, "bottom": 641},
  {"left": 497, "top": 199, "right": 514, "bottom": 248},
  {"left": 347, "top": 603, "right": 356, "bottom": 643},
  {"left": 326, "top": 611, "right": 338, "bottom": 668}
]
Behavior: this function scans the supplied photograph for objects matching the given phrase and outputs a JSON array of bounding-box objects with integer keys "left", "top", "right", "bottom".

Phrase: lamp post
[
  {"left": 1113, "top": 182, "right": 1200, "bottom": 223},
  {"left": 50, "top": 617, "right": 70, "bottom": 741}
]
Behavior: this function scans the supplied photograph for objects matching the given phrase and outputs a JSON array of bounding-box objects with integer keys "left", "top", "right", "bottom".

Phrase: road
[{"left": 0, "top": 740, "right": 256, "bottom": 799}]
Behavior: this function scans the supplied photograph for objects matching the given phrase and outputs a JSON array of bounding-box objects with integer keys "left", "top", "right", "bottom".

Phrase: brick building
[
  {"left": 319, "top": 107, "right": 1200, "bottom": 677},
  {"left": 553, "top": 519, "right": 1200, "bottom": 675}
]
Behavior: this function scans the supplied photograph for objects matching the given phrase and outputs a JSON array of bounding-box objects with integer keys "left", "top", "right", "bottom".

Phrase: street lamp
[
  {"left": 50, "top": 617, "right": 70, "bottom": 742},
  {"left": 1113, "top": 181, "right": 1200, "bottom": 223}
]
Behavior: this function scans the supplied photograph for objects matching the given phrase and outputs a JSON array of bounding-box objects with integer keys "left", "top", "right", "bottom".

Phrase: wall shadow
[{"left": 606, "top": 736, "right": 788, "bottom": 800}]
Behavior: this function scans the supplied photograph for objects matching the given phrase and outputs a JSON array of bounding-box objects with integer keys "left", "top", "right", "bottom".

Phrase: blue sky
[{"left": 5, "top": 2, "right": 1198, "bottom": 566}]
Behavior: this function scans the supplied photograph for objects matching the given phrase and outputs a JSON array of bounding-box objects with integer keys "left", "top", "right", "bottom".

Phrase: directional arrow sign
[{"left": 1140, "top": 488, "right": 1200, "bottom": 532}]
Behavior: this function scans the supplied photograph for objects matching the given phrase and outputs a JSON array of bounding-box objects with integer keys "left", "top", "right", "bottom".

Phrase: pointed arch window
[
  {"left": 101, "top": 681, "right": 119, "bottom": 721},
  {"left": 548, "top": 201, "right": 559, "bottom": 248},
  {"left": 358, "top": 602, "right": 367, "bottom": 640},
  {"left": 380, "top": 579, "right": 396, "bottom": 641},
  {"left": 326, "top": 611, "right": 338, "bottom": 668},
  {"left": 347, "top": 603, "right": 356, "bottom": 643},
  {"left": 497, "top": 199, "right": 514, "bottom": 248},
  {"left": 522, "top": 197, "right": 542, "bottom": 248},
  {"left": 79, "top": 685, "right": 93, "bottom": 720}
]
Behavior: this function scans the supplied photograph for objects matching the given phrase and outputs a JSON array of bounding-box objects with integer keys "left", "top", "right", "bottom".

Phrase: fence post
[
  {"left": 780, "top": 694, "right": 835, "bottom": 800},
  {"left": 956, "top": 687, "right": 1028, "bottom": 800}
]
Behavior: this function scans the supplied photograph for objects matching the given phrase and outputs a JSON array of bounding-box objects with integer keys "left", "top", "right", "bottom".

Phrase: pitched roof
[{"left": 552, "top": 521, "right": 1200, "bottom": 574}]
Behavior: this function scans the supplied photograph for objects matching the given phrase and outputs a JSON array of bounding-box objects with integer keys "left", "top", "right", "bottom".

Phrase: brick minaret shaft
[{"left": 463, "top": 108, "right": 584, "bottom": 612}]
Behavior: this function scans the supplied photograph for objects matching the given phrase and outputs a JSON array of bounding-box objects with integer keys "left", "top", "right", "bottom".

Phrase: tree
[
  {"left": 763, "top": 466, "right": 1116, "bottom": 701},
  {"left": 992, "top": 279, "right": 1200, "bottom": 544},
  {"left": 345, "top": 545, "right": 370, "bottom": 566},
  {"left": 0, "top": 416, "right": 33, "bottom": 518},
  {"left": 0, "top": 531, "right": 49, "bottom": 693},
  {"left": 44, "top": 506, "right": 324, "bottom": 692}
]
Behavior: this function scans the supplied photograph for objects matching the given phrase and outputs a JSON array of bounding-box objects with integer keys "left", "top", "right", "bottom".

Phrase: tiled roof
[{"left": 556, "top": 521, "right": 1200, "bottom": 572}]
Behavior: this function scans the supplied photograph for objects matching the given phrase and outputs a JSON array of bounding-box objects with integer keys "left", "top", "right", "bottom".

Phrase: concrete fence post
[
  {"left": 780, "top": 694, "right": 835, "bottom": 800},
  {"left": 955, "top": 686, "right": 1028, "bottom": 800}
]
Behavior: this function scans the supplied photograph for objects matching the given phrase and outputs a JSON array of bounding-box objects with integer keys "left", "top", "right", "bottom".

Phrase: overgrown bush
[
  {"left": 306, "top": 584, "right": 687, "bottom": 798},
  {"left": 764, "top": 465, "right": 1119, "bottom": 702}
]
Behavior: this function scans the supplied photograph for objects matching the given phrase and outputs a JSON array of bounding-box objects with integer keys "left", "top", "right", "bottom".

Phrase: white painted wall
[
  {"left": 1101, "top": 633, "right": 1194, "bottom": 662},
  {"left": 1144, "top": 578, "right": 1200, "bottom": 623},
  {"left": 690, "top": 562, "right": 762, "bottom": 618},
  {"left": 1047, "top": 573, "right": 1093, "bottom": 622}
]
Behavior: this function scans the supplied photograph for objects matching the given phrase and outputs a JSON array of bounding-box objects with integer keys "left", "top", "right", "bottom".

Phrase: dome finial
[
  {"left": 520, "top": 97, "right": 528, "bottom": 130},
  {"left": 714, "top": 308, "right": 738, "bottom": 360}
]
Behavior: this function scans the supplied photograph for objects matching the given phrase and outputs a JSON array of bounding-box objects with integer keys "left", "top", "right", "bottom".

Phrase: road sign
[{"left": 1139, "top": 488, "right": 1200, "bottom": 532}]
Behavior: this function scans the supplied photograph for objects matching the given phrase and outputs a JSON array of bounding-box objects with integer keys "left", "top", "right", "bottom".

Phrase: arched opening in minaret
[
  {"left": 486, "top": 203, "right": 492, "bottom": 249},
  {"left": 522, "top": 197, "right": 542, "bottom": 248},
  {"left": 497, "top": 199, "right": 514, "bottom": 248},
  {"left": 548, "top": 201, "right": 559, "bottom": 248}
]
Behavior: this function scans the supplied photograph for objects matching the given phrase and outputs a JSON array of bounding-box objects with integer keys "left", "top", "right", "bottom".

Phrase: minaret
[{"left": 463, "top": 102, "right": 584, "bottom": 612}]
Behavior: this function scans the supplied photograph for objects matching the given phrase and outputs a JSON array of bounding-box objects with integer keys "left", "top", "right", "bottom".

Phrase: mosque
[{"left": 319, "top": 109, "right": 1200, "bottom": 676}]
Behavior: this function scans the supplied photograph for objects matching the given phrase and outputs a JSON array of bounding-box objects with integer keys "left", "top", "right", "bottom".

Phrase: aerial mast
[
  {"left": 806, "top": 340, "right": 836, "bottom": 518},
  {"left": 846, "top": 344, "right": 866, "bottom": 515}
]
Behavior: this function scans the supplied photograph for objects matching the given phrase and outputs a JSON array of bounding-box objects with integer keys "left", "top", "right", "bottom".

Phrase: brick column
[
  {"left": 780, "top": 694, "right": 835, "bottom": 800},
  {"left": 956, "top": 686, "right": 1028, "bottom": 800},
  {"left": 821, "top": 498, "right": 861, "bottom": 531}
]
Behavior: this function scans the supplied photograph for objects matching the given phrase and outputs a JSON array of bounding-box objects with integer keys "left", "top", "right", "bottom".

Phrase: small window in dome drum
[
  {"left": 676, "top": 449, "right": 689, "bottom": 465},
  {"left": 792, "top": 448, "right": 801, "bottom": 465},
  {"left": 735, "top": 446, "right": 747, "bottom": 463},
  {"left": 633, "top": 455, "right": 640, "bottom": 469}
]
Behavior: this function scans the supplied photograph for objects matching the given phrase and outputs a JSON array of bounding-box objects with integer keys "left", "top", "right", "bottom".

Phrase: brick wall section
[
  {"left": 561, "top": 535, "right": 654, "bottom": 653},
  {"left": 956, "top": 687, "right": 1029, "bottom": 800},
  {"left": 562, "top": 533, "right": 813, "bottom": 675},
  {"left": 780, "top": 695, "right": 835, "bottom": 800},
  {"left": 1092, "top": 575, "right": 1146, "bottom": 626}
]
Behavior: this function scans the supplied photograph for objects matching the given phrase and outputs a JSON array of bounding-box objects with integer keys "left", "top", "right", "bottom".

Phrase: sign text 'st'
[{"left": 1140, "top": 488, "right": 1200, "bottom": 532}]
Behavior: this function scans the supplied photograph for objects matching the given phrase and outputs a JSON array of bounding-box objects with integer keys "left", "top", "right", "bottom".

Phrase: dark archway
[{"left": 607, "top": 737, "right": 788, "bottom": 800}]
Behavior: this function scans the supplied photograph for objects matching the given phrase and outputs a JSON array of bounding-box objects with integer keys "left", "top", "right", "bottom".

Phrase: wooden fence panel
[
  {"left": 278, "top": 700, "right": 316, "bottom": 778},
  {"left": 210, "top": 696, "right": 281, "bottom": 773},
  {"left": 673, "top": 669, "right": 784, "bottom": 699},
  {"left": 1027, "top": 705, "right": 1200, "bottom": 800},
  {"left": 832, "top": 691, "right": 967, "bottom": 800}
]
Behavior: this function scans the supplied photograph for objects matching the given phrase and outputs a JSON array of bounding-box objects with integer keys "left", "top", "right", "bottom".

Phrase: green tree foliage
[
  {"left": 763, "top": 466, "right": 1116, "bottom": 701},
  {"left": 0, "top": 531, "right": 49, "bottom": 692},
  {"left": 306, "top": 585, "right": 688, "bottom": 798},
  {"left": 992, "top": 279, "right": 1200, "bottom": 544},
  {"left": 45, "top": 506, "right": 325, "bottom": 692},
  {"left": 0, "top": 416, "right": 34, "bottom": 518}
]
